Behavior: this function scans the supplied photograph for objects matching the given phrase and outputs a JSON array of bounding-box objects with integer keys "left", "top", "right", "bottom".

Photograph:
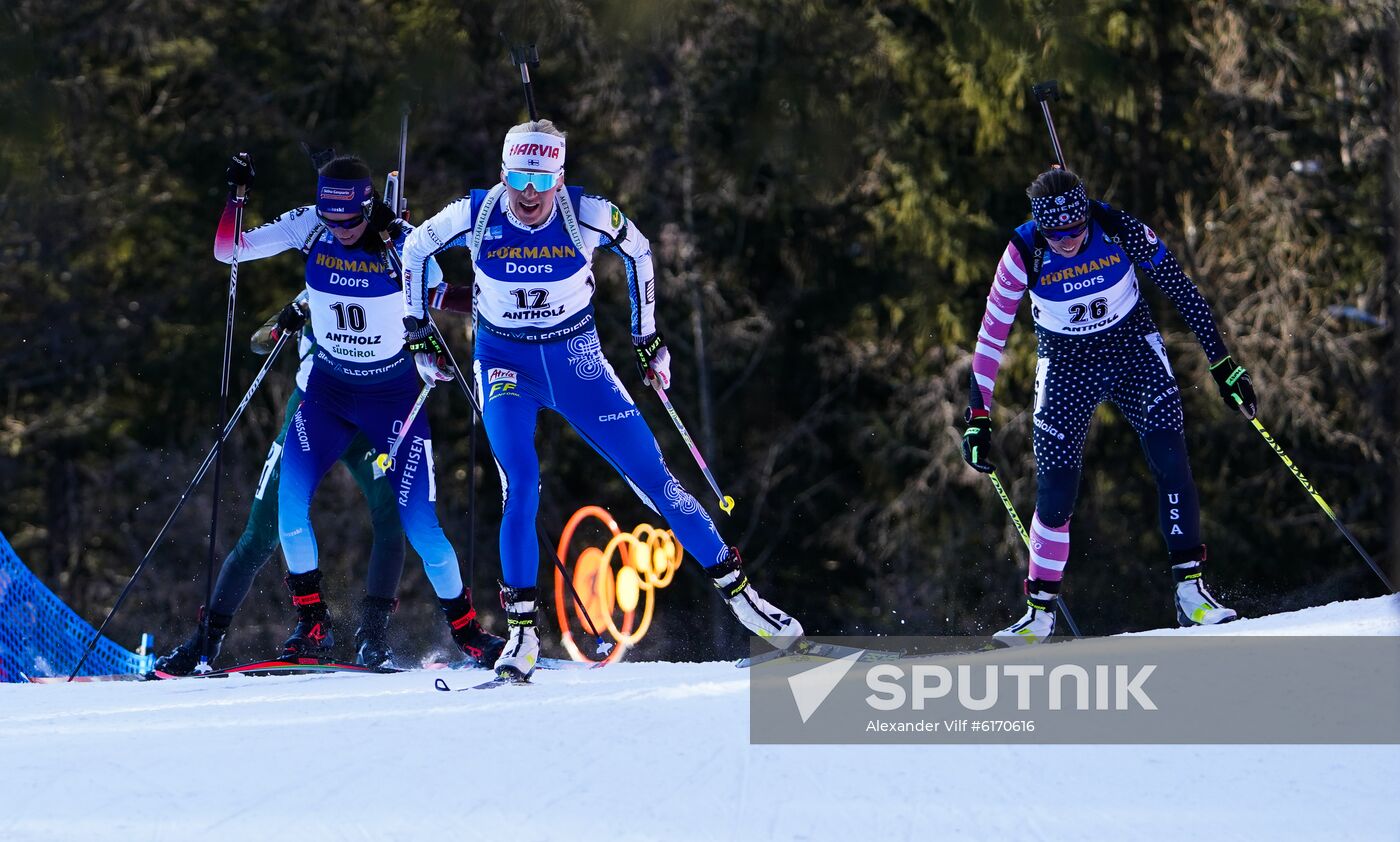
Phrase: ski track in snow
[{"left": 0, "top": 596, "right": 1396, "bottom": 841}]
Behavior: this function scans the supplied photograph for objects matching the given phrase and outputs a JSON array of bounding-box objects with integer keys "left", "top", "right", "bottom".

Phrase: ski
[
  {"left": 180, "top": 657, "right": 398, "bottom": 678},
  {"left": 735, "top": 639, "right": 906, "bottom": 669}
]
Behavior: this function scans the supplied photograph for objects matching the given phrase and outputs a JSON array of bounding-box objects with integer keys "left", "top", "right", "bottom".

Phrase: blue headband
[
  {"left": 316, "top": 175, "right": 374, "bottom": 215},
  {"left": 1030, "top": 182, "right": 1089, "bottom": 229}
]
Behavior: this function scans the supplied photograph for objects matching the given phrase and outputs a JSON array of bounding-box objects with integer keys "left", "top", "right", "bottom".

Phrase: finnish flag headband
[
  {"left": 502, "top": 132, "right": 565, "bottom": 174},
  {"left": 1030, "top": 182, "right": 1089, "bottom": 229}
]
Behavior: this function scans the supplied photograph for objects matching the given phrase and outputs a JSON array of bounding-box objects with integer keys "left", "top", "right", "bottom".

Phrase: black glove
[
  {"left": 961, "top": 408, "right": 994, "bottom": 473},
  {"left": 363, "top": 198, "right": 398, "bottom": 239},
  {"left": 1209, "top": 355, "right": 1257, "bottom": 419},
  {"left": 633, "top": 332, "right": 671, "bottom": 388},
  {"left": 403, "top": 316, "right": 446, "bottom": 356},
  {"left": 275, "top": 300, "right": 308, "bottom": 335},
  {"left": 225, "top": 152, "right": 254, "bottom": 191},
  {"left": 403, "top": 316, "right": 452, "bottom": 385}
]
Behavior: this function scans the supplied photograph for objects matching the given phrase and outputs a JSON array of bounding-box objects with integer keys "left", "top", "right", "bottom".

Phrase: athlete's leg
[
  {"left": 548, "top": 338, "right": 728, "bottom": 568},
  {"left": 1028, "top": 354, "right": 1103, "bottom": 587},
  {"left": 208, "top": 389, "right": 303, "bottom": 618},
  {"left": 340, "top": 432, "right": 407, "bottom": 601},
  {"left": 1110, "top": 332, "right": 1200, "bottom": 553},
  {"left": 353, "top": 379, "right": 463, "bottom": 600},
  {"left": 277, "top": 392, "right": 357, "bottom": 574},
  {"left": 1111, "top": 332, "right": 1234, "bottom": 624},
  {"left": 474, "top": 359, "right": 545, "bottom": 589}
]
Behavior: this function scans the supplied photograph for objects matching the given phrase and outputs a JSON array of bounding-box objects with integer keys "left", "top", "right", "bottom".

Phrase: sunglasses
[
  {"left": 503, "top": 169, "right": 561, "bottom": 193},
  {"left": 1043, "top": 220, "right": 1088, "bottom": 241},
  {"left": 317, "top": 210, "right": 366, "bottom": 230}
]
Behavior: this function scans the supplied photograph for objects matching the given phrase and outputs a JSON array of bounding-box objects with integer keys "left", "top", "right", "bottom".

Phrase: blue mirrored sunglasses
[
  {"left": 1043, "top": 220, "right": 1088, "bottom": 241},
  {"left": 503, "top": 169, "right": 561, "bottom": 192},
  {"left": 317, "top": 210, "right": 366, "bottom": 230}
]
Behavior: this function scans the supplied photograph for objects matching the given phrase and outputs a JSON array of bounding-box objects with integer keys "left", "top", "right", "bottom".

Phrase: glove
[
  {"left": 961, "top": 408, "right": 994, "bottom": 473},
  {"left": 633, "top": 332, "right": 672, "bottom": 389},
  {"left": 275, "top": 300, "right": 308, "bottom": 335},
  {"left": 225, "top": 152, "right": 254, "bottom": 191},
  {"left": 363, "top": 198, "right": 399, "bottom": 239},
  {"left": 403, "top": 316, "right": 454, "bottom": 385},
  {"left": 1209, "top": 355, "right": 1257, "bottom": 419}
]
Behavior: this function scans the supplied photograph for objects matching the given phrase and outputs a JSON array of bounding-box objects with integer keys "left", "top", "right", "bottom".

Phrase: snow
[{"left": 1, "top": 596, "right": 1396, "bottom": 841}]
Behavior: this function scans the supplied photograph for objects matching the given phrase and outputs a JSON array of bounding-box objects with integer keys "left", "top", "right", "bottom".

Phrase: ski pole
[
  {"left": 1031, "top": 80, "right": 1068, "bottom": 169},
  {"left": 502, "top": 34, "right": 541, "bottom": 121},
  {"left": 198, "top": 183, "right": 248, "bottom": 671},
  {"left": 69, "top": 330, "right": 292, "bottom": 680},
  {"left": 651, "top": 382, "right": 735, "bottom": 515},
  {"left": 373, "top": 382, "right": 434, "bottom": 477},
  {"left": 988, "top": 469, "right": 1082, "bottom": 638},
  {"left": 383, "top": 239, "right": 614, "bottom": 657},
  {"left": 1236, "top": 399, "right": 1394, "bottom": 592}
]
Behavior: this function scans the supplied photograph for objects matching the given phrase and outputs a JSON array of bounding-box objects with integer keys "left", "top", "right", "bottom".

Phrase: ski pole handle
[
  {"left": 651, "top": 381, "right": 735, "bottom": 514},
  {"left": 1031, "top": 79, "right": 1068, "bottom": 170}
]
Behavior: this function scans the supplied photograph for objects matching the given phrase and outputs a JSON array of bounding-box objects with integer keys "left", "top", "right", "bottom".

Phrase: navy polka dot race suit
[{"left": 970, "top": 201, "right": 1230, "bottom": 584}]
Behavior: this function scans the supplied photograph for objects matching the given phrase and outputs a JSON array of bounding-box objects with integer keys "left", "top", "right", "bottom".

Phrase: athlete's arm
[
  {"left": 579, "top": 195, "right": 657, "bottom": 339},
  {"left": 970, "top": 239, "right": 1030, "bottom": 413},
  {"left": 1111, "top": 209, "right": 1229, "bottom": 363},
  {"left": 214, "top": 203, "right": 319, "bottom": 264},
  {"left": 401, "top": 196, "right": 474, "bottom": 320}
]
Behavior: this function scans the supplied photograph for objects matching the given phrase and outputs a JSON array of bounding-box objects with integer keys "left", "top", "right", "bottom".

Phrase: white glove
[{"left": 414, "top": 352, "right": 454, "bottom": 386}]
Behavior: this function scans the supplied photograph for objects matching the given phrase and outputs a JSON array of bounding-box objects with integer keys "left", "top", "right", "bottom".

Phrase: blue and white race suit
[
  {"left": 217, "top": 204, "right": 466, "bottom": 598},
  {"left": 402, "top": 186, "right": 728, "bottom": 588}
]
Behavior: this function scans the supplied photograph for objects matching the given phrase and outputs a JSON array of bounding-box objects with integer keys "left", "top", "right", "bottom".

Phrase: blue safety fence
[{"left": 0, "top": 530, "right": 152, "bottom": 682}]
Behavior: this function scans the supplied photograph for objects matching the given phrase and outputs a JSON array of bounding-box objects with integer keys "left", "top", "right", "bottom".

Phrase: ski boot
[
  {"left": 354, "top": 595, "right": 397, "bottom": 669},
  {"left": 153, "top": 607, "right": 232, "bottom": 676},
  {"left": 1172, "top": 546, "right": 1238, "bottom": 626},
  {"left": 706, "top": 548, "right": 803, "bottom": 649},
  {"left": 281, "top": 569, "right": 335, "bottom": 658},
  {"left": 439, "top": 589, "right": 506, "bottom": 668},
  {"left": 492, "top": 585, "right": 540, "bottom": 681},
  {"left": 993, "top": 578, "right": 1059, "bottom": 646}
]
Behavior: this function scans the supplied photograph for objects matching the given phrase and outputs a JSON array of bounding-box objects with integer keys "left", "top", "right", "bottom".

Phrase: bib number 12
[{"left": 510, "top": 288, "right": 550, "bottom": 309}]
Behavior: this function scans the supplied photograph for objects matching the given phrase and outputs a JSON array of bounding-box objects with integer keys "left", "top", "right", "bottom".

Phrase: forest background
[{"left": 1, "top": 0, "right": 1396, "bottom": 663}]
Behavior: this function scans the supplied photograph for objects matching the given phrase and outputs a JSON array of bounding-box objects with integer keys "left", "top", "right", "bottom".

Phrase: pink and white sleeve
[{"left": 971, "top": 242, "right": 1029, "bottom": 413}]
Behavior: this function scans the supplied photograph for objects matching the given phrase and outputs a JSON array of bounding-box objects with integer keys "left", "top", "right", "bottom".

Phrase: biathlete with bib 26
[{"left": 961, "top": 169, "right": 1257, "bottom": 644}]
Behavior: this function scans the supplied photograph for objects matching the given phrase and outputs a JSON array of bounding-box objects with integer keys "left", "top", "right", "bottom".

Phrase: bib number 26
[{"left": 1068, "top": 297, "right": 1109, "bottom": 324}]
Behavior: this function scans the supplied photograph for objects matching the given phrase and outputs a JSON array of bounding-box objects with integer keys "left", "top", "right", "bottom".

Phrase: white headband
[{"left": 502, "top": 132, "right": 565, "bottom": 174}]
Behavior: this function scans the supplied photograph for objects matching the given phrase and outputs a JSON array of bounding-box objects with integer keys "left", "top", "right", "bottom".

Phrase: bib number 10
[
  {"left": 329, "top": 301, "right": 368, "bottom": 332},
  {"left": 1068, "top": 297, "right": 1109, "bottom": 324}
]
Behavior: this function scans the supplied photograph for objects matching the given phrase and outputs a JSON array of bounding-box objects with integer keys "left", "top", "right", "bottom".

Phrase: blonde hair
[{"left": 506, "top": 119, "right": 566, "bottom": 140}]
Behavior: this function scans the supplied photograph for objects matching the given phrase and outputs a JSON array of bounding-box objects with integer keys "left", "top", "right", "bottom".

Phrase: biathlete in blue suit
[
  {"left": 401, "top": 120, "right": 803, "bottom": 677},
  {"left": 213, "top": 153, "right": 503, "bottom": 665}
]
